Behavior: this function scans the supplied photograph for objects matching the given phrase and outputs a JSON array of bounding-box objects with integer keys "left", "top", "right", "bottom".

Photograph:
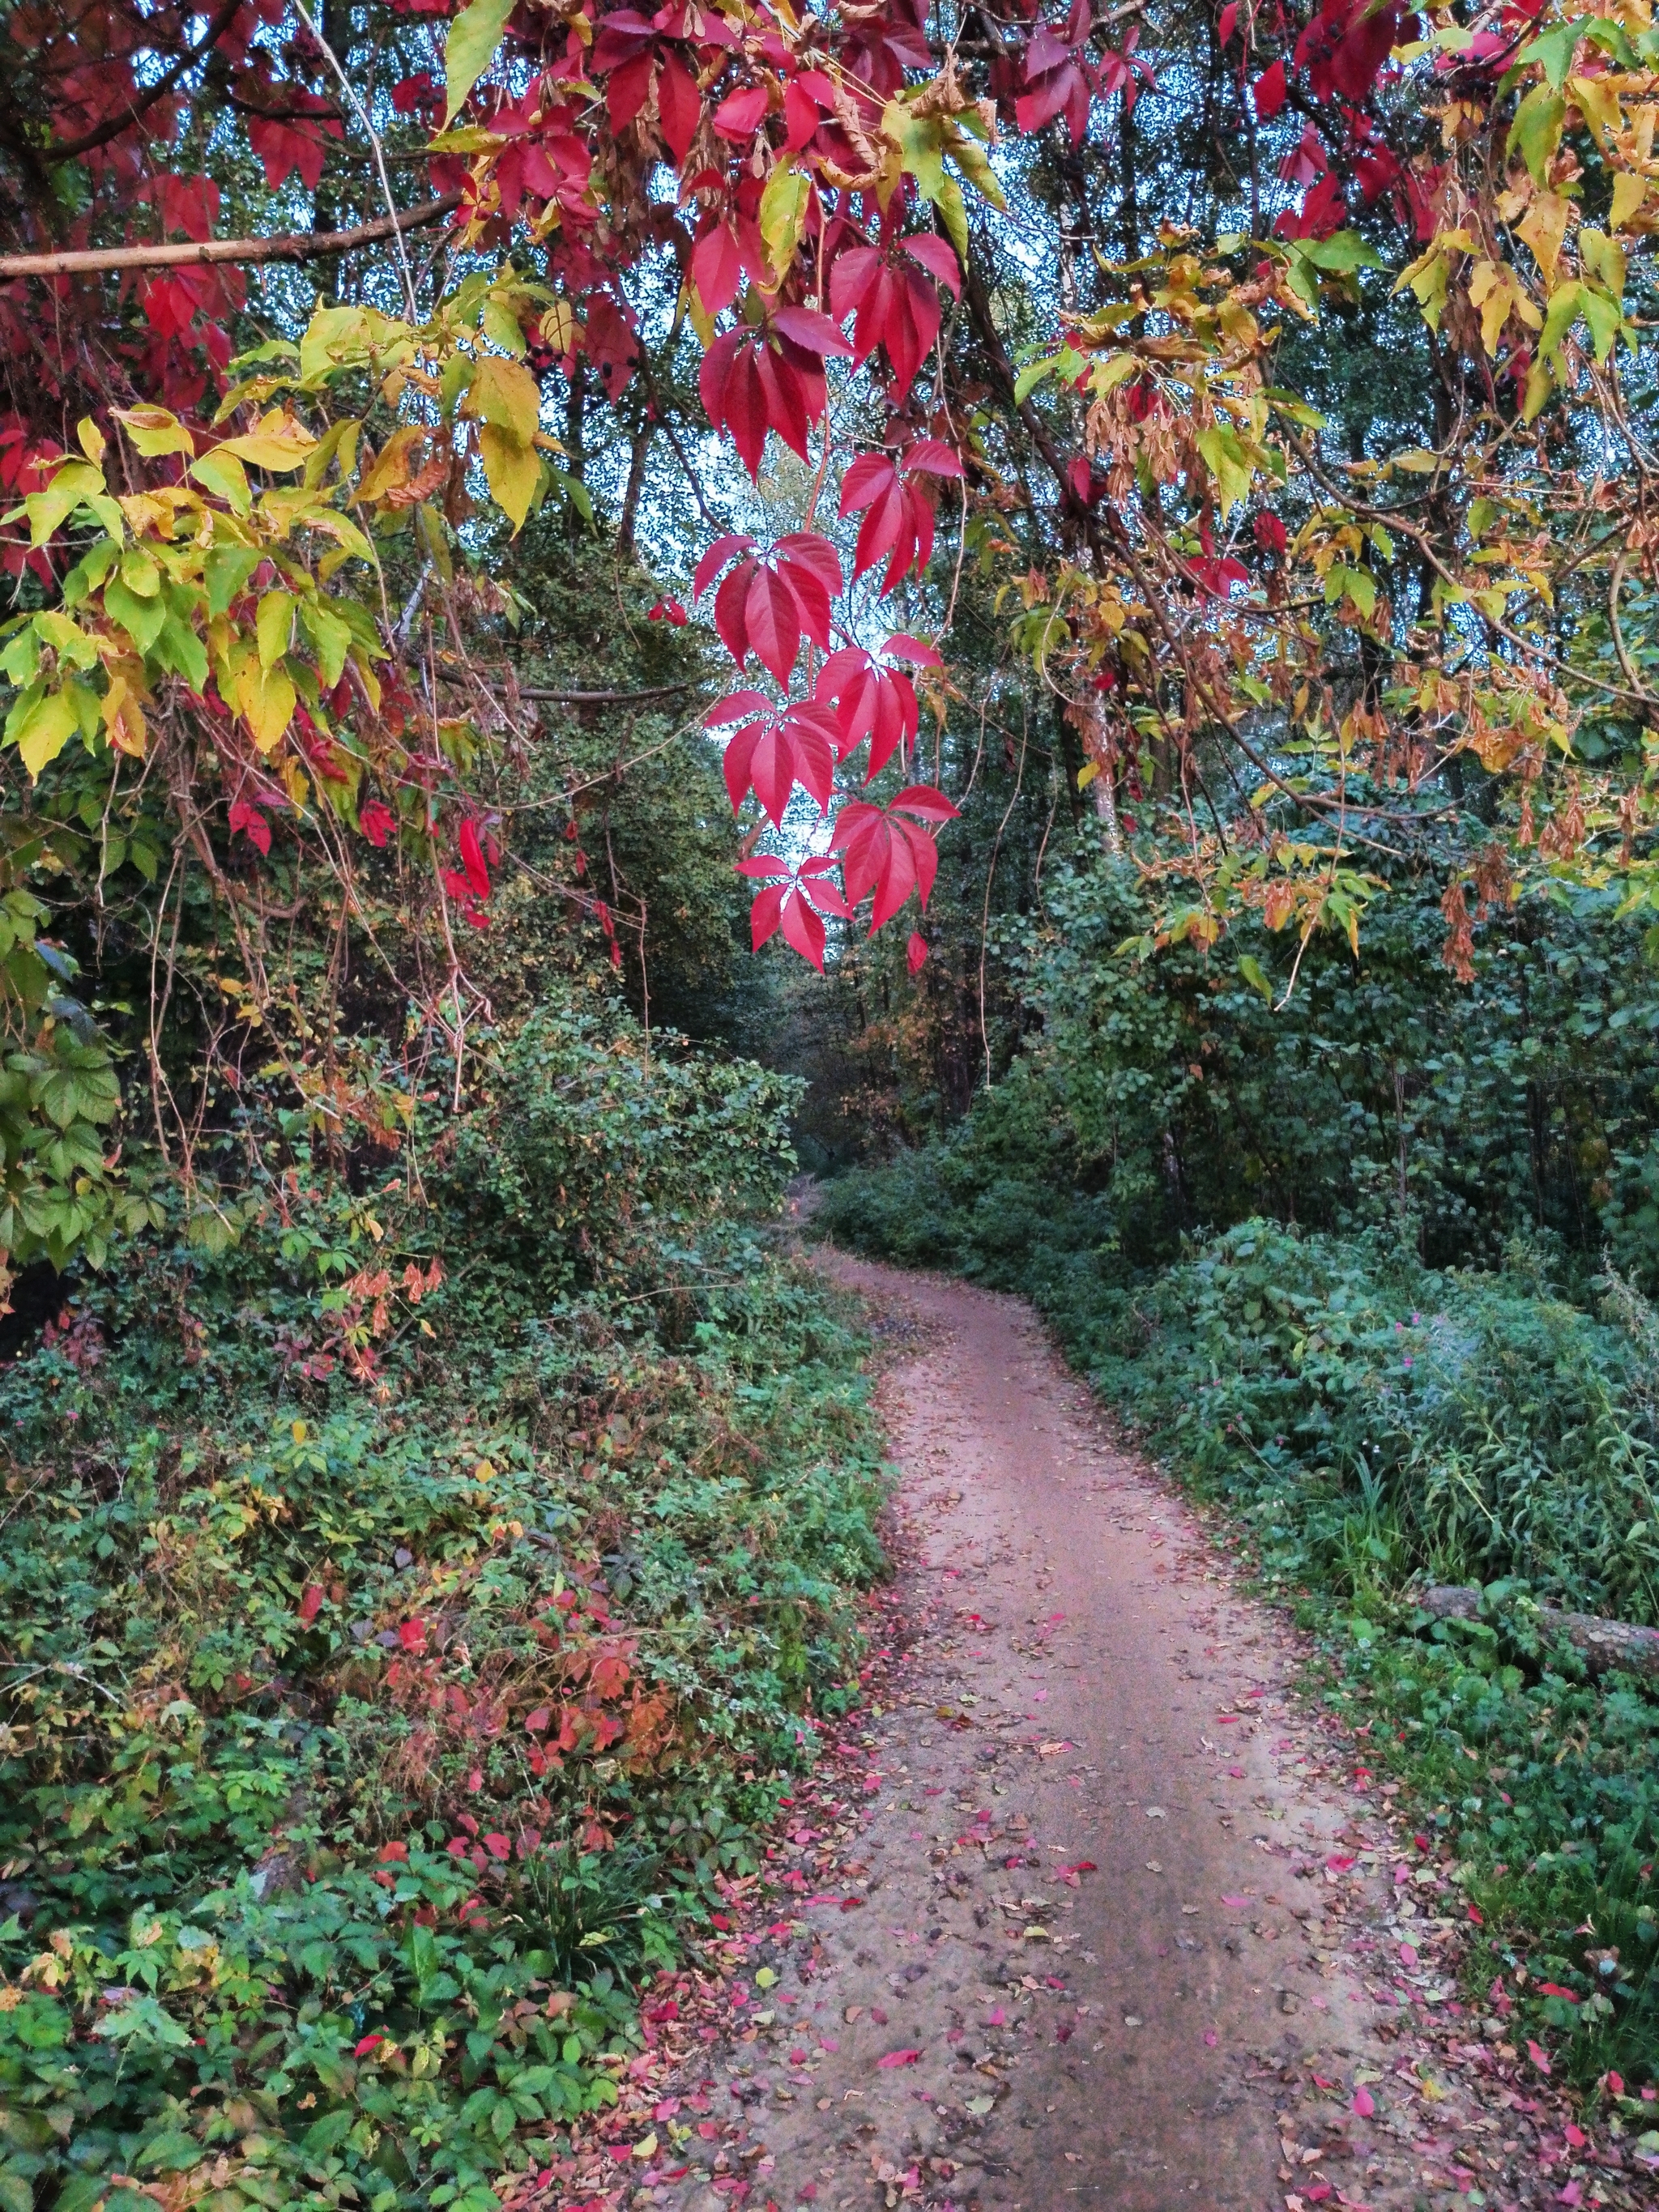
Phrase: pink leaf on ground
[
  {"left": 1350, "top": 2086, "right": 1375, "bottom": 2118},
  {"left": 876, "top": 2049, "right": 922, "bottom": 2069}
]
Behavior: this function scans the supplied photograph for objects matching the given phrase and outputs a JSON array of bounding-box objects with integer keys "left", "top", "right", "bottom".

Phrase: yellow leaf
[
  {"left": 216, "top": 409, "right": 318, "bottom": 473},
  {"left": 1610, "top": 173, "right": 1648, "bottom": 231},
  {"left": 15, "top": 690, "right": 79, "bottom": 780},
  {"left": 479, "top": 424, "right": 541, "bottom": 532},
  {"left": 1469, "top": 259, "right": 1519, "bottom": 355},
  {"left": 257, "top": 590, "right": 295, "bottom": 672},
  {"left": 1567, "top": 73, "right": 1621, "bottom": 147},
  {"left": 76, "top": 418, "right": 106, "bottom": 465},
  {"left": 465, "top": 355, "right": 542, "bottom": 446},
  {"left": 539, "top": 300, "right": 574, "bottom": 354},
  {"left": 356, "top": 425, "right": 426, "bottom": 506},
  {"left": 759, "top": 160, "right": 810, "bottom": 283},
  {"left": 235, "top": 657, "right": 297, "bottom": 752},
  {"left": 1077, "top": 761, "right": 1101, "bottom": 789},
  {"left": 100, "top": 673, "right": 147, "bottom": 760},
  {"left": 113, "top": 405, "right": 197, "bottom": 459},
  {"left": 1516, "top": 190, "right": 1570, "bottom": 283},
  {"left": 681, "top": 280, "right": 716, "bottom": 351}
]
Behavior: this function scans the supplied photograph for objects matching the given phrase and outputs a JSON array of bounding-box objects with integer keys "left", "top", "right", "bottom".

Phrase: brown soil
[{"left": 630, "top": 1256, "right": 1649, "bottom": 2212}]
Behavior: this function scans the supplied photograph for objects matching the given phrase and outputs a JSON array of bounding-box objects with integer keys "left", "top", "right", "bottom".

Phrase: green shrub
[{"left": 0, "top": 991, "right": 887, "bottom": 2212}]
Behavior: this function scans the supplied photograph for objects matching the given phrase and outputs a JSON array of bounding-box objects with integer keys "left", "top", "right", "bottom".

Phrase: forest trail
[{"left": 653, "top": 1257, "right": 1586, "bottom": 2212}]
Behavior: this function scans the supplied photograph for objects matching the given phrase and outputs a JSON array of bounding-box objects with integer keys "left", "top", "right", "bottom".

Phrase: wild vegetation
[
  {"left": 6, "top": 0, "right": 1659, "bottom": 2180},
  {"left": 820, "top": 853, "right": 1659, "bottom": 2096}
]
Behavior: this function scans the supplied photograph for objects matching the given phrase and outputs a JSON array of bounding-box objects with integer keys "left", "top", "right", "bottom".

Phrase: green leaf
[
  {"left": 258, "top": 590, "right": 296, "bottom": 671},
  {"left": 1013, "top": 356, "right": 1058, "bottom": 404},
  {"left": 1297, "top": 228, "right": 1383, "bottom": 275},
  {"left": 32, "top": 611, "right": 100, "bottom": 670},
  {"left": 445, "top": 0, "right": 514, "bottom": 122},
  {"left": 155, "top": 616, "right": 209, "bottom": 695},
  {"left": 190, "top": 447, "right": 253, "bottom": 515},
  {"left": 300, "top": 601, "right": 352, "bottom": 687},
  {"left": 1508, "top": 84, "right": 1566, "bottom": 182},
  {"left": 1196, "top": 424, "right": 1253, "bottom": 518},
  {"left": 103, "top": 575, "right": 167, "bottom": 654},
  {"left": 1239, "top": 954, "right": 1273, "bottom": 1002},
  {"left": 1540, "top": 279, "right": 1584, "bottom": 361},
  {"left": 205, "top": 546, "right": 262, "bottom": 617},
  {"left": 1518, "top": 18, "right": 1586, "bottom": 86}
]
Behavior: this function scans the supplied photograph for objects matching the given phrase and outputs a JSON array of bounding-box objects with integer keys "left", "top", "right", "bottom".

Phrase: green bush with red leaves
[{"left": 0, "top": 989, "right": 888, "bottom": 2212}]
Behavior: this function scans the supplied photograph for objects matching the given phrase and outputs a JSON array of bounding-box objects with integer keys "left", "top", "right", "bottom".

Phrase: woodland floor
[{"left": 545, "top": 1252, "right": 1653, "bottom": 2212}]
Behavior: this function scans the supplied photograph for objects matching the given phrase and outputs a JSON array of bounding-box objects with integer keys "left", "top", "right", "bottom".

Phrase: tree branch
[{"left": 0, "top": 190, "right": 462, "bottom": 279}]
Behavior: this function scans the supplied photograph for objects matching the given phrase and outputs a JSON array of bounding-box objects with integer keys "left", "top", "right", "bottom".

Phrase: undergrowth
[
  {"left": 818, "top": 1162, "right": 1659, "bottom": 2114},
  {"left": 0, "top": 995, "right": 889, "bottom": 2212}
]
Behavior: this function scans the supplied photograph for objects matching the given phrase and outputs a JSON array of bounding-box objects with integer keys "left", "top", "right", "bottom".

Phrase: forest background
[{"left": 5, "top": 0, "right": 1659, "bottom": 2196}]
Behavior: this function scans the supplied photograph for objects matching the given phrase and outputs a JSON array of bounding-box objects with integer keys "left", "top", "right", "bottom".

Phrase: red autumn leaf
[
  {"left": 691, "top": 218, "right": 744, "bottom": 314},
  {"left": 484, "top": 1831, "right": 511, "bottom": 1860},
  {"left": 647, "top": 596, "right": 688, "bottom": 624},
  {"left": 830, "top": 243, "right": 949, "bottom": 391},
  {"left": 695, "top": 532, "right": 842, "bottom": 683},
  {"left": 656, "top": 51, "right": 702, "bottom": 161},
  {"left": 693, "top": 532, "right": 757, "bottom": 600},
  {"left": 838, "top": 450, "right": 950, "bottom": 594},
  {"left": 355, "top": 2033, "right": 388, "bottom": 2056},
  {"left": 1218, "top": 1, "right": 1239, "bottom": 44},
  {"left": 583, "top": 292, "right": 639, "bottom": 394},
  {"left": 702, "top": 326, "right": 832, "bottom": 479},
  {"left": 358, "top": 799, "right": 395, "bottom": 846},
  {"left": 298, "top": 1583, "right": 324, "bottom": 1623},
  {"left": 876, "top": 2048, "right": 922, "bottom": 2068},
  {"left": 397, "top": 1617, "right": 429, "bottom": 1652},
  {"left": 1295, "top": 0, "right": 1405, "bottom": 102},
  {"left": 717, "top": 697, "right": 840, "bottom": 824},
  {"left": 458, "top": 818, "right": 493, "bottom": 901},
  {"left": 833, "top": 789, "right": 957, "bottom": 931},
  {"left": 712, "top": 83, "right": 770, "bottom": 140},
  {"left": 1253, "top": 511, "right": 1288, "bottom": 556},
  {"left": 1253, "top": 58, "right": 1287, "bottom": 115},
  {"left": 906, "top": 930, "right": 928, "bottom": 974},
  {"left": 229, "top": 798, "right": 271, "bottom": 855},
  {"left": 814, "top": 641, "right": 925, "bottom": 778},
  {"left": 246, "top": 113, "right": 339, "bottom": 192}
]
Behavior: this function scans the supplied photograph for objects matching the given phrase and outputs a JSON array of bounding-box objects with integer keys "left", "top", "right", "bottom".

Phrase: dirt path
[{"left": 639, "top": 1259, "right": 1637, "bottom": 2212}]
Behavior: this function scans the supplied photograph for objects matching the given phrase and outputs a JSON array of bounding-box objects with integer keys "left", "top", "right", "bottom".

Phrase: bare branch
[{"left": 0, "top": 191, "right": 462, "bottom": 279}]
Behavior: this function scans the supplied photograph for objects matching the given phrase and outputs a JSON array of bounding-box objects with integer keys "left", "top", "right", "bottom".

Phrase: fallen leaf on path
[
  {"left": 1350, "top": 2088, "right": 1375, "bottom": 2118},
  {"left": 876, "top": 2049, "right": 922, "bottom": 2068}
]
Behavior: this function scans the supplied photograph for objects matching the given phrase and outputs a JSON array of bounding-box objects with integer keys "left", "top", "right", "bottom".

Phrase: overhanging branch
[{"left": 0, "top": 190, "right": 463, "bottom": 279}]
